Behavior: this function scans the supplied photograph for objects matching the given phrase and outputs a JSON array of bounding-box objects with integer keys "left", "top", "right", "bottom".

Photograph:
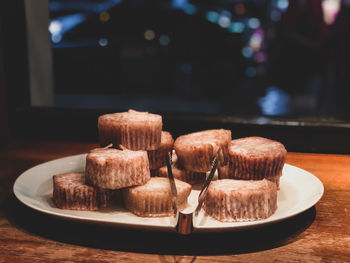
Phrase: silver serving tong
[
  {"left": 166, "top": 153, "right": 218, "bottom": 234},
  {"left": 166, "top": 151, "right": 178, "bottom": 217},
  {"left": 195, "top": 156, "right": 218, "bottom": 216}
]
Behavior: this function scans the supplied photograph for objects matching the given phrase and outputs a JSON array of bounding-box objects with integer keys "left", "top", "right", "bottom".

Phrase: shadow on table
[{"left": 4, "top": 193, "right": 315, "bottom": 255}]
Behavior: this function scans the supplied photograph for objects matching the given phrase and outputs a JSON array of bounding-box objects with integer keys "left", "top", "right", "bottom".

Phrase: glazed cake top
[
  {"left": 229, "top": 136, "right": 286, "bottom": 157},
  {"left": 53, "top": 173, "right": 86, "bottom": 187},
  {"left": 87, "top": 148, "right": 147, "bottom": 165},
  {"left": 175, "top": 129, "right": 231, "bottom": 148},
  {"left": 151, "top": 131, "right": 174, "bottom": 150},
  {"left": 126, "top": 177, "right": 191, "bottom": 194},
  {"left": 161, "top": 131, "right": 173, "bottom": 144},
  {"left": 208, "top": 179, "right": 276, "bottom": 193},
  {"left": 98, "top": 109, "right": 161, "bottom": 124},
  {"left": 98, "top": 111, "right": 129, "bottom": 123}
]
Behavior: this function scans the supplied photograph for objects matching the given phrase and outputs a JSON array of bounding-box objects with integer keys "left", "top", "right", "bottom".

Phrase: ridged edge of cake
[
  {"left": 122, "top": 178, "right": 191, "bottom": 217},
  {"left": 53, "top": 173, "right": 99, "bottom": 210},
  {"left": 121, "top": 122, "right": 162, "bottom": 151},
  {"left": 85, "top": 150, "right": 151, "bottom": 189},
  {"left": 229, "top": 152, "right": 285, "bottom": 180},
  {"left": 202, "top": 179, "right": 277, "bottom": 222}
]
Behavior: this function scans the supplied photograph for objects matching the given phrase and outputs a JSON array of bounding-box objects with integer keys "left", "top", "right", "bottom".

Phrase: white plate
[{"left": 13, "top": 154, "right": 324, "bottom": 233}]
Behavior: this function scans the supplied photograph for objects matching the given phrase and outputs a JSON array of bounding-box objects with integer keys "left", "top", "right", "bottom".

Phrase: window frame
[{"left": 2, "top": 0, "right": 350, "bottom": 154}]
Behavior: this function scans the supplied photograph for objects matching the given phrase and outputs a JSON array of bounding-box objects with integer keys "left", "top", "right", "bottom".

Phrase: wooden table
[{"left": 0, "top": 140, "right": 349, "bottom": 262}]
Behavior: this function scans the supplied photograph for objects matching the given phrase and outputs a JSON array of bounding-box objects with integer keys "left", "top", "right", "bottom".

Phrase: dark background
[{"left": 1, "top": 0, "right": 350, "bottom": 153}]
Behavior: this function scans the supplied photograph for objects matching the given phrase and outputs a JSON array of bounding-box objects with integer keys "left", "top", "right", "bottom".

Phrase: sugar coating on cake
[
  {"left": 123, "top": 177, "right": 192, "bottom": 217},
  {"left": 228, "top": 136, "right": 286, "bottom": 181},
  {"left": 98, "top": 112, "right": 129, "bottom": 147},
  {"left": 120, "top": 110, "right": 162, "bottom": 150},
  {"left": 85, "top": 147, "right": 150, "bottom": 189},
  {"left": 174, "top": 129, "right": 232, "bottom": 172},
  {"left": 147, "top": 131, "right": 174, "bottom": 170},
  {"left": 53, "top": 173, "right": 99, "bottom": 210},
  {"left": 98, "top": 109, "right": 162, "bottom": 150},
  {"left": 203, "top": 179, "right": 278, "bottom": 222}
]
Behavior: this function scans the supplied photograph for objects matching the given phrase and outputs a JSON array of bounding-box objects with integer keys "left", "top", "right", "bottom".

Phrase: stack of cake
[
  {"left": 202, "top": 136, "right": 286, "bottom": 222},
  {"left": 53, "top": 109, "right": 191, "bottom": 217},
  {"left": 52, "top": 109, "right": 287, "bottom": 223},
  {"left": 155, "top": 129, "right": 232, "bottom": 185}
]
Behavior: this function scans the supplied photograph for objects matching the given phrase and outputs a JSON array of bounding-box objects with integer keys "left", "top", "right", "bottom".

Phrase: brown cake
[
  {"left": 203, "top": 179, "right": 278, "bottom": 222},
  {"left": 123, "top": 177, "right": 192, "bottom": 217},
  {"left": 98, "top": 109, "right": 162, "bottom": 150},
  {"left": 217, "top": 164, "right": 230, "bottom": 179},
  {"left": 147, "top": 131, "right": 174, "bottom": 170},
  {"left": 121, "top": 110, "right": 162, "bottom": 150},
  {"left": 227, "top": 136, "right": 287, "bottom": 184},
  {"left": 53, "top": 172, "right": 114, "bottom": 210},
  {"left": 157, "top": 152, "right": 206, "bottom": 185},
  {"left": 98, "top": 112, "right": 129, "bottom": 147},
  {"left": 95, "top": 187, "right": 119, "bottom": 208},
  {"left": 218, "top": 163, "right": 282, "bottom": 189},
  {"left": 174, "top": 129, "right": 232, "bottom": 172},
  {"left": 85, "top": 147, "right": 150, "bottom": 189}
]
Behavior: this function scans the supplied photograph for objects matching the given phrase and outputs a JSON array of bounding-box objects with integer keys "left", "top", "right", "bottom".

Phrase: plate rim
[
  {"left": 192, "top": 164, "right": 324, "bottom": 232},
  {"left": 13, "top": 154, "right": 324, "bottom": 234}
]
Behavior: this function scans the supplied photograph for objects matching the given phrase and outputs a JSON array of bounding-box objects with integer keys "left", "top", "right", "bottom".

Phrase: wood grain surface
[{"left": 0, "top": 140, "right": 349, "bottom": 262}]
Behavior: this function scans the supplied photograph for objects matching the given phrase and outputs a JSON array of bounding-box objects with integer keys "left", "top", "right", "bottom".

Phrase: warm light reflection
[
  {"left": 234, "top": 3, "right": 246, "bottom": 15},
  {"left": 99, "top": 11, "right": 110, "bottom": 22},
  {"left": 249, "top": 29, "right": 264, "bottom": 51},
  {"left": 144, "top": 30, "right": 155, "bottom": 41},
  {"left": 322, "top": 0, "right": 341, "bottom": 25}
]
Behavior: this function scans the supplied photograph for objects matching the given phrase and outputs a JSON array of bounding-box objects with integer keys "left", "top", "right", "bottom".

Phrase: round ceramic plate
[{"left": 13, "top": 154, "right": 324, "bottom": 233}]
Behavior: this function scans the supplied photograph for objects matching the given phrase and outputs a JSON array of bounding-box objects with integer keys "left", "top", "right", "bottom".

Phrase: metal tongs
[
  {"left": 166, "top": 151, "right": 178, "bottom": 217},
  {"left": 195, "top": 156, "right": 218, "bottom": 216},
  {"left": 166, "top": 153, "right": 218, "bottom": 234}
]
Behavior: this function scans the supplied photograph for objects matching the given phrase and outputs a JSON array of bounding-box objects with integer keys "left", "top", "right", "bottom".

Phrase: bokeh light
[
  {"left": 229, "top": 22, "right": 245, "bottom": 33},
  {"left": 242, "top": 46, "right": 253, "bottom": 58},
  {"left": 248, "top": 18, "right": 261, "bottom": 29},
  {"left": 218, "top": 15, "right": 231, "bottom": 28},
  {"left": 144, "top": 29, "right": 156, "bottom": 41},
  {"left": 206, "top": 11, "right": 219, "bottom": 23},
  {"left": 99, "top": 11, "right": 110, "bottom": 22},
  {"left": 234, "top": 3, "right": 246, "bottom": 15},
  {"left": 159, "top": 35, "right": 170, "bottom": 46},
  {"left": 245, "top": 67, "right": 256, "bottom": 78},
  {"left": 98, "top": 38, "right": 108, "bottom": 47}
]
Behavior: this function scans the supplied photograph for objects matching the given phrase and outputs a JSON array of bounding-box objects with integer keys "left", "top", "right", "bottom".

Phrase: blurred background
[
  {"left": 45, "top": 0, "right": 350, "bottom": 117},
  {"left": 1, "top": 0, "right": 350, "bottom": 152}
]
